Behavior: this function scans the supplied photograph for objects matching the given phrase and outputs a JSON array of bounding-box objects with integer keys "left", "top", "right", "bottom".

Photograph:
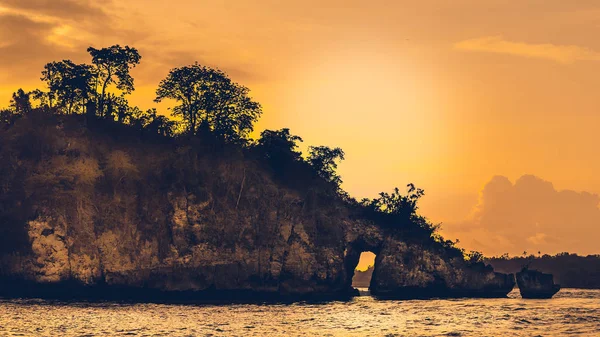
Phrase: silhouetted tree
[
  {"left": 147, "top": 114, "right": 176, "bottom": 137},
  {"left": 103, "top": 93, "right": 131, "bottom": 122},
  {"left": 88, "top": 45, "right": 141, "bottom": 117},
  {"left": 41, "top": 60, "right": 95, "bottom": 114},
  {"left": 256, "top": 128, "right": 303, "bottom": 161},
  {"left": 0, "top": 108, "right": 20, "bottom": 127},
  {"left": 256, "top": 128, "right": 304, "bottom": 177},
  {"left": 9, "top": 89, "right": 32, "bottom": 115},
  {"left": 155, "top": 63, "right": 262, "bottom": 141},
  {"left": 307, "top": 145, "right": 345, "bottom": 186},
  {"left": 466, "top": 250, "right": 485, "bottom": 264},
  {"left": 370, "top": 184, "right": 425, "bottom": 218},
  {"left": 30, "top": 89, "right": 52, "bottom": 108},
  {"left": 358, "top": 184, "right": 440, "bottom": 236},
  {"left": 128, "top": 108, "right": 177, "bottom": 137}
]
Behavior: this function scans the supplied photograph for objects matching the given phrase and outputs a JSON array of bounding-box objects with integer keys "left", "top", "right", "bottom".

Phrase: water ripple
[{"left": 0, "top": 289, "right": 598, "bottom": 336}]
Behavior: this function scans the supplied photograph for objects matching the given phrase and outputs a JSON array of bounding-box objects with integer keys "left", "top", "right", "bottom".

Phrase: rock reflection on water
[{"left": 1, "top": 289, "right": 599, "bottom": 336}]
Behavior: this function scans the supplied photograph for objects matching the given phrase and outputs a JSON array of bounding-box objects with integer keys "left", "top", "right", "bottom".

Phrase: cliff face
[
  {"left": 18, "top": 198, "right": 350, "bottom": 297},
  {"left": 0, "top": 114, "right": 514, "bottom": 300},
  {"left": 371, "top": 239, "right": 515, "bottom": 298}
]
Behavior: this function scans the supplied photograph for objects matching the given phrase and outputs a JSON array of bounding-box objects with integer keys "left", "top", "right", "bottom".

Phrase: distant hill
[
  {"left": 486, "top": 253, "right": 600, "bottom": 289},
  {"left": 352, "top": 265, "right": 374, "bottom": 288}
]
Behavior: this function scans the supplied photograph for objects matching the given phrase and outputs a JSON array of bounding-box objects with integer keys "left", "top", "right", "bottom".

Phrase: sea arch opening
[
  {"left": 351, "top": 251, "right": 377, "bottom": 295},
  {"left": 345, "top": 233, "right": 383, "bottom": 296}
]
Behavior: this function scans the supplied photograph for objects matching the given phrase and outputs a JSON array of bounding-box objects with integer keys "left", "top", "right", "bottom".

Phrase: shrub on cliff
[{"left": 356, "top": 184, "right": 438, "bottom": 236}]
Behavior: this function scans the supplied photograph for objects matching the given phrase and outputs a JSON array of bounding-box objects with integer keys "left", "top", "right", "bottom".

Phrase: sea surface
[{"left": 0, "top": 288, "right": 599, "bottom": 336}]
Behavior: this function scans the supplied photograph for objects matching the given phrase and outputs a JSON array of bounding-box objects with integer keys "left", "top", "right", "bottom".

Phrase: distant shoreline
[{"left": 486, "top": 254, "right": 600, "bottom": 289}]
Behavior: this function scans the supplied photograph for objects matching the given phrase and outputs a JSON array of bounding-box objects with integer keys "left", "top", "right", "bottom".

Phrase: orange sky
[{"left": 2, "top": 0, "right": 600, "bottom": 258}]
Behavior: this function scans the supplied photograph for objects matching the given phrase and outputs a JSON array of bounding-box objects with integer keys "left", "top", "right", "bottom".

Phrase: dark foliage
[
  {"left": 41, "top": 60, "right": 95, "bottom": 114},
  {"left": 88, "top": 45, "right": 141, "bottom": 117},
  {"left": 9, "top": 89, "right": 33, "bottom": 115},
  {"left": 155, "top": 63, "right": 262, "bottom": 141},
  {"left": 355, "top": 184, "right": 439, "bottom": 237},
  {"left": 307, "top": 145, "right": 345, "bottom": 187},
  {"left": 256, "top": 128, "right": 303, "bottom": 162}
]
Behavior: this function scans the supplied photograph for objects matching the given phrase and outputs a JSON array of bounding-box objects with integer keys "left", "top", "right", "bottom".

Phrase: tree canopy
[
  {"left": 155, "top": 63, "right": 262, "bottom": 141},
  {"left": 256, "top": 128, "right": 304, "bottom": 162},
  {"left": 87, "top": 45, "right": 141, "bottom": 117},
  {"left": 369, "top": 183, "right": 425, "bottom": 219},
  {"left": 41, "top": 60, "right": 95, "bottom": 114},
  {"left": 307, "top": 145, "right": 345, "bottom": 186},
  {"left": 9, "top": 89, "right": 32, "bottom": 115}
]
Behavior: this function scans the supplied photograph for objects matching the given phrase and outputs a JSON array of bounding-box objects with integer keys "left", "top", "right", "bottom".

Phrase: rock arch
[
  {"left": 344, "top": 220, "right": 515, "bottom": 299},
  {"left": 343, "top": 221, "right": 385, "bottom": 291}
]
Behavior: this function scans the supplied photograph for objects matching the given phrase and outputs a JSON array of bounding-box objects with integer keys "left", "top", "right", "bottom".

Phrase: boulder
[{"left": 516, "top": 268, "right": 560, "bottom": 299}]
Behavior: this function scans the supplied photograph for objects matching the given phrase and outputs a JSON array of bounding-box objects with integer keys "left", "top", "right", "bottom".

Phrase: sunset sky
[{"left": 2, "top": 0, "right": 600, "bottom": 259}]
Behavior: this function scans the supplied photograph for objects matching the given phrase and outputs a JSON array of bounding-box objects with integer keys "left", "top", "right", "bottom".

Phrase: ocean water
[{"left": 1, "top": 289, "right": 599, "bottom": 336}]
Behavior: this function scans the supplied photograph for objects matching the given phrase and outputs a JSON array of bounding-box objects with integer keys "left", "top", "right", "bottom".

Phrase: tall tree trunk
[
  {"left": 190, "top": 107, "right": 196, "bottom": 135},
  {"left": 99, "top": 71, "right": 111, "bottom": 118}
]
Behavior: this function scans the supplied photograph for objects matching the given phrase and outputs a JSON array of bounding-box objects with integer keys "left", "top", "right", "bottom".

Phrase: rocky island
[
  {"left": 516, "top": 268, "right": 561, "bottom": 299},
  {"left": 0, "top": 45, "right": 515, "bottom": 302},
  {"left": 0, "top": 113, "right": 516, "bottom": 302}
]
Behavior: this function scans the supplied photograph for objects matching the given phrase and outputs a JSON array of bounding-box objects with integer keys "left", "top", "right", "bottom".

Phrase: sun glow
[
  {"left": 46, "top": 24, "right": 76, "bottom": 48},
  {"left": 268, "top": 47, "right": 453, "bottom": 201}
]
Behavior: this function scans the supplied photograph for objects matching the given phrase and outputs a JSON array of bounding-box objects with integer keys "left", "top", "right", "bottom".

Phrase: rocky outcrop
[
  {"left": 369, "top": 238, "right": 515, "bottom": 298},
  {"left": 2, "top": 194, "right": 353, "bottom": 301},
  {"left": 0, "top": 189, "right": 517, "bottom": 302},
  {"left": 516, "top": 269, "right": 560, "bottom": 299},
  {"left": 0, "top": 116, "right": 516, "bottom": 302},
  {"left": 344, "top": 221, "right": 514, "bottom": 299},
  {"left": 0, "top": 194, "right": 516, "bottom": 301}
]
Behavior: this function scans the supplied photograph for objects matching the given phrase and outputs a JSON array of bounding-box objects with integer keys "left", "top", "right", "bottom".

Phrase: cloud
[
  {"left": 0, "top": 0, "right": 254, "bottom": 91},
  {"left": 0, "top": 0, "right": 151, "bottom": 86},
  {"left": 0, "top": 13, "right": 76, "bottom": 83},
  {"left": 0, "top": 1, "right": 111, "bottom": 69},
  {"left": 0, "top": 0, "right": 109, "bottom": 21},
  {"left": 444, "top": 175, "right": 600, "bottom": 256},
  {"left": 0, "top": 0, "right": 114, "bottom": 37},
  {"left": 454, "top": 36, "right": 600, "bottom": 64}
]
